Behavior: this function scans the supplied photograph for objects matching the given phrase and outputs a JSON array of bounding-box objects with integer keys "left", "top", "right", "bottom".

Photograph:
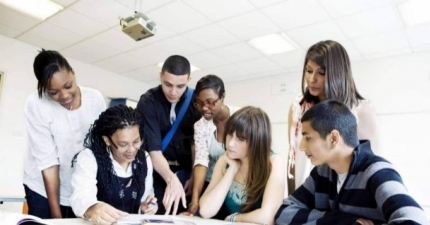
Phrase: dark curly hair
[{"left": 83, "top": 105, "right": 148, "bottom": 196}]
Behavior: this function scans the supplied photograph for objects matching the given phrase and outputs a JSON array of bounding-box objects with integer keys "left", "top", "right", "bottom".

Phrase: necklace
[{"left": 238, "top": 166, "right": 247, "bottom": 184}]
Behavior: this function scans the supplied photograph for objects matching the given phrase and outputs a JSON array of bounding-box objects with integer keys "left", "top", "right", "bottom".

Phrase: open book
[
  {"left": 118, "top": 215, "right": 197, "bottom": 225},
  {"left": 0, "top": 211, "right": 52, "bottom": 225},
  {"left": 118, "top": 214, "right": 257, "bottom": 225}
]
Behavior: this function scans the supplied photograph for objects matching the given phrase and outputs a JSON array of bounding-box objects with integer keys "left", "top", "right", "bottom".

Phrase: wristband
[
  {"left": 229, "top": 212, "right": 239, "bottom": 222},
  {"left": 188, "top": 201, "right": 198, "bottom": 206}
]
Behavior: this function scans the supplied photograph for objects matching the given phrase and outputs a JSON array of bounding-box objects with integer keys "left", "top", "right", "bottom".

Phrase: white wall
[
  {"left": 0, "top": 34, "right": 151, "bottom": 212},
  {"left": 224, "top": 52, "right": 430, "bottom": 214}
]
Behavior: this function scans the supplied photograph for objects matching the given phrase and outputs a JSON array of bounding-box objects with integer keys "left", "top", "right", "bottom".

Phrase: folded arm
[
  {"left": 199, "top": 156, "right": 236, "bottom": 218},
  {"left": 234, "top": 155, "right": 285, "bottom": 225},
  {"left": 276, "top": 168, "right": 359, "bottom": 225}
]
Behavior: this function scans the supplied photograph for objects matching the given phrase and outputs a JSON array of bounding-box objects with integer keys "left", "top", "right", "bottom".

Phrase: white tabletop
[
  {"left": 45, "top": 218, "right": 92, "bottom": 225},
  {"left": 44, "top": 215, "right": 257, "bottom": 225}
]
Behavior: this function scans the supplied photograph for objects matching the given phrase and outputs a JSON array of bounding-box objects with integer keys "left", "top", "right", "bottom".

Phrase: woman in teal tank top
[{"left": 199, "top": 106, "right": 285, "bottom": 225}]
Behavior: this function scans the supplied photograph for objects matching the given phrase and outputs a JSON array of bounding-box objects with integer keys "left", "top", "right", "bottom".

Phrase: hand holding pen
[{"left": 141, "top": 195, "right": 158, "bottom": 215}]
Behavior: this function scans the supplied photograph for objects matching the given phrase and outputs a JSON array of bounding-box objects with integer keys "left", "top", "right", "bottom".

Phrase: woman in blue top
[{"left": 199, "top": 106, "right": 285, "bottom": 225}]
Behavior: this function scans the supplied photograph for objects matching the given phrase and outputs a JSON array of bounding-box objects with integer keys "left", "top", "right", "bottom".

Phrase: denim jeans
[{"left": 23, "top": 184, "right": 76, "bottom": 219}]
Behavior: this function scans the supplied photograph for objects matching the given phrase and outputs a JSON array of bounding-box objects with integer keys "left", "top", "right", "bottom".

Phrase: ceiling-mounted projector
[{"left": 120, "top": 12, "right": 156, "bottom": 41}]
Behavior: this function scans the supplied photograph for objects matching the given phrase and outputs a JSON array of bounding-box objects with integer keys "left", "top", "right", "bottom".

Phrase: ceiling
[{"left": 1, "top": 0, "right": 430, "bottom": 85}]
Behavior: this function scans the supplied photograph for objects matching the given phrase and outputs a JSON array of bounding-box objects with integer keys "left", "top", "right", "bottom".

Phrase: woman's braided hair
[{"left": 83, "top": 105, "right": 148, "bottom": 195}]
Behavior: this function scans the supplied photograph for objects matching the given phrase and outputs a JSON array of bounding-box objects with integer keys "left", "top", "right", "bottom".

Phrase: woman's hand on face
[
  {"left": 141, "top": 195, "right": 158, "bottom": 215},
  {"left": 85, "top": 202, "right": 128, "bottom": 225},
  {"left": 223, "top": 153, "right": 240, "bottom": 172}
]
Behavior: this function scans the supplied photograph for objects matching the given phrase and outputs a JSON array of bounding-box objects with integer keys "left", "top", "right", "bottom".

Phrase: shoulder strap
[{"left": 161, "top": 88, "right": 194, "bottom": 152}]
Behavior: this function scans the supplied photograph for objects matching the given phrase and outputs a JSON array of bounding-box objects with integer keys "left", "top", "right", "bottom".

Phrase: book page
[
  {"left": 0, "top": 210, "right": 52, "bottom": 225},
  {"left": 117, "top": 214, "right": 256, "bottom": 225}
]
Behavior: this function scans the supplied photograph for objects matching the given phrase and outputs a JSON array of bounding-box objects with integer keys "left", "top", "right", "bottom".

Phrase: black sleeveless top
[{"left": 96, "top": 161, "right": 147, "bottom": 213}]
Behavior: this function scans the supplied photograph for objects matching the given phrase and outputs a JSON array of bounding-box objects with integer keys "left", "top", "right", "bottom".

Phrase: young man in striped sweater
[{"left": 276, "top": 100, "right": 428, "bottom": 225}]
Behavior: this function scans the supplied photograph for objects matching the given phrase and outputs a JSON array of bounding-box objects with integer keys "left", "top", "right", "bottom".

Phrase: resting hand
[
  {"left": 356, "top": 218, "right": 374, "bottom": 225},
  {"left": 186, "top": 200, "right": 199, "bottom": 216},
  {"left": 223, "top": 153, "right": 241, "bottom": 172},
  {"left": 179, "top": 211, "right": 195, "bottom": 217},
  {"left": 85, "top": 202, "right": 128, "bottom": 225},
  {"left": 140, "top": 195, "right": 158, "bottom": 215},
  {"left": 163, "top": 174, "right": 186, "bottom": 215}
]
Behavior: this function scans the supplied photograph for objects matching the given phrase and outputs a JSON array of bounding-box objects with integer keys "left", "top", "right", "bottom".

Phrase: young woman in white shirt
[
  {"left": 184, "top": 75, "right": 239, "bottom": 216},
  {"left": 23, "top": 50, "right": 106, "bottom": 219},
  {"left": 70, "top": 105, "right": 156, "bottom": 224}
]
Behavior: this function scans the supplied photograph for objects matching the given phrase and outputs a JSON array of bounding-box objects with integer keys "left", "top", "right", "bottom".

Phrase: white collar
[{"left": 109, "top": 151, "right": 133, "bottom": 177}]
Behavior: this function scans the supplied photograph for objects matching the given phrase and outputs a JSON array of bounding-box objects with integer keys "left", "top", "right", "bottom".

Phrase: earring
[{"left": 106, "top": 145, "right": 111, "bottom": 153}]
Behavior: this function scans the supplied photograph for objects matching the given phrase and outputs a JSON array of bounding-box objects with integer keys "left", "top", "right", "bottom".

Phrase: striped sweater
[{"left": 275, "top": 141, "right": 428, "bottom": 225}]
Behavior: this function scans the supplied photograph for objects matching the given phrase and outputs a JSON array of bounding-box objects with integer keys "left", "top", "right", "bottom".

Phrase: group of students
[{"left": 21, "top": 40, "right": 428, "bottom": 225}]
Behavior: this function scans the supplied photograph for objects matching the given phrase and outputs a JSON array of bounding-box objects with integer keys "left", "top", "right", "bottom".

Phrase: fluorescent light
[
  {"left": 0, "top": 0, "right": 63, "bottom": 21},
  {"left": 398, "top": 0, "right": 430, "bottom": 27},
  {"left": 157, "top": 62, "right": 200, "bottom": 72},
  {"left": 248, "top": 33, "right": 298, "bottom": 55}
]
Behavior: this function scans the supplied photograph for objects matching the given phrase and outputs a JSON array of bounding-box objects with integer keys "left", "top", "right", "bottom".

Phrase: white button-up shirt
[
  {"left": 70, "top": 149, "right": 154, "bottom": 217},
  {"left": 23, "top": 86, "right": 106, "bottom": 206}
]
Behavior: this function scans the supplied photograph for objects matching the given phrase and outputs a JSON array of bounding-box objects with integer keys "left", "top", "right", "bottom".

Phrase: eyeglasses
[
  {"left": 193, "top": 98, "right": 220, "bottom": 108},
  {"left": 108, "top": 137, "right": 143, "bottom": 152}
]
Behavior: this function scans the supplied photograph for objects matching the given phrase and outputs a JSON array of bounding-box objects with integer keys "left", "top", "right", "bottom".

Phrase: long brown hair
[
  {"left": 223, "top": 106, "right": 272, "bottom": 213},
  {"left": 301, "top": 40, "right": 363, "bottom": 108}
]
